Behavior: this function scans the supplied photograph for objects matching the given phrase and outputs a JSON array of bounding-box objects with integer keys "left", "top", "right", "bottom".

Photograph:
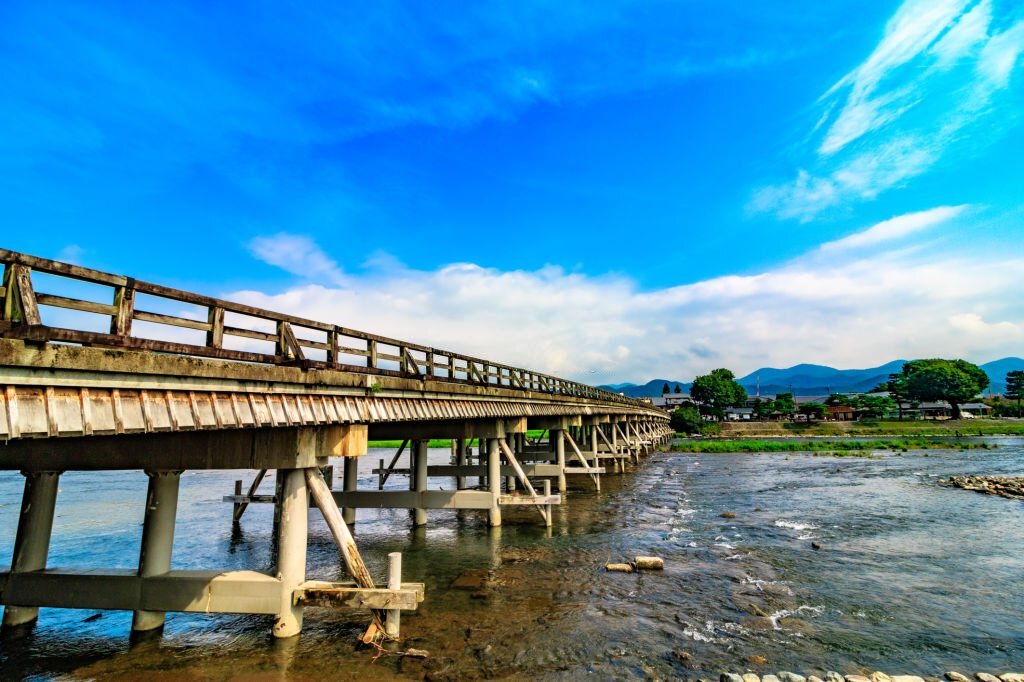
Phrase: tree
[
  {"left": 674, "top": 384, "right": 682, "bottom": 394},
  {"left": 884, "top": 372, "right": 914, "bottom": 421},
  {"left": 753, "top": 397, "right": 775, "bottom": 420},
  {"left": 859, "top": 394, "right": 896, "bottom": 419},
  {"left": 798, "top": 402, "right": 826, "bottom": 420},
  {"left": 670, "top": 405, "right": 703, "bottom": 434},
  {"left": 662, "top": 383, "right": 670, "bottom": 395},
  {"left": 901, "top": 359, "right": 989, "bottom": 420},
  {"left": 774, "top": 392, "right": 795, "bottom": 417},
  {"left": 690, "top": 368, "right": 747, "bottom": 420},
  {"left": 1006, "top": 370, "right": 1024, "bottom": 418}
]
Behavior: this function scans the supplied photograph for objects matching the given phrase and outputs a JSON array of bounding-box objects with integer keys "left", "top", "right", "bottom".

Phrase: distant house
[
  {"left": 825, "top": 405, "right": 857, "bottom": 421},
  {"left": 652, "top": 395, "right": 695, "bottom": 410},
  {"left": 724, "top": 407, "right": 754, "bottom": 421},
  {"left": 899, "top": 401, "right": 992, "bottom": 419}
]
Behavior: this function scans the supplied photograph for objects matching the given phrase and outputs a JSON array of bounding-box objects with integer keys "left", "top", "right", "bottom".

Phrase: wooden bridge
[{"left": 0, "top": 249, "right": 671, "bottom": 642}]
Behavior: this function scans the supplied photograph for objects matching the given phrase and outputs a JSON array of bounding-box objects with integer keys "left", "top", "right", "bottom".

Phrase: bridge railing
[{"left": 0, "top": 249, "right": 647, "bottom": 407}]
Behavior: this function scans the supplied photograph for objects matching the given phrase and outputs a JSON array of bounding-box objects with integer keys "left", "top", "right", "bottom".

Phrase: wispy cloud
[
  {"left": 247, "top": 233, "right": 345, "bottom": 285},
  {"left": 819, "top": 204, "right": 969, "bottom": 252},
  {"left": 754, "top": 0, "right": 1024, "bottom": 221},
  {"left": 236, "top": 213, "right": 1023, "bottom": 383}
]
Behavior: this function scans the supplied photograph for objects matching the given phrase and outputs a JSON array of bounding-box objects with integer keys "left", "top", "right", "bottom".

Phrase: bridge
[{"left": 0, "top": 249, "right": 670, "bottom": 642}]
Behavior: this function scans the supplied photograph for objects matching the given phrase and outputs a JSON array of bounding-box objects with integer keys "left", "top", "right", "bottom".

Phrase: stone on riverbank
[
  {"left": 779, "top": 672, "right": 806, "bottom": 682},
  {"left": 825, "top": 672, "right": 844, "bottom": 682},
  {"left": 722, "top": 674, "right": 744, "bottom": 682},
  {"left": 891, "top": 676, "right": 925, "bottom": 682},
  {"left": 998, "top": 675, "right": 1024, "bottom": 682},
  {"left": 763, "top": 674, "right": 781, "bottom": 682},
  {"left": 871, "top": 672, "right": 892, "bottom": 682},
  {"left": 943, "top": 476, "right": 1024, "bottom": 500},
  {"left": 808, "top": 676, "right": 824, "bottom": 682},
  {"left": 977, "top": 674, "right": 1001, "bottom": 682},
  {"left": 634, "top": 556, "right": 664, "bottom": 570},
  {"left": 605, "top": 563, "right": 634, "bottom": 573},
  {"left": 946, "top": 674, "right": 971, "bottom": 682},
  {"left": 846, "top": 676, "right": 871, "bottom": 682},
  {"left": 743, "top": 673, "right": 761, "bottom": 682}
]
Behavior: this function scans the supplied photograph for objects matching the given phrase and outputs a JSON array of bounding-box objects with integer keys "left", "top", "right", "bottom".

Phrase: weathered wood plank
[
  {"left": 35, "top": 293, "right": 118, "bottom": 316},
  {"left": 134, "top": 309, "right": 212, "bottom": 331}
]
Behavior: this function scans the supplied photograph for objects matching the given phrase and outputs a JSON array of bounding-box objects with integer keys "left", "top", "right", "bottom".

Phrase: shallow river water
[{"left": 1, "top": 440, "right": 1023, "bottom": 680}]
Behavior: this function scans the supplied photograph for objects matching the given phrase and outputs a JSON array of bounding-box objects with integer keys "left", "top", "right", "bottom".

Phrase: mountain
[
  {"left": 982, "top": 357, "right": 1024, "bottom": 393},
  {"left": 736, "top": 360, "right": 907, "bottom": 396},
  {"left": 597, "top": 379, "right": 689, "bottom": 398},
  {"left": 600, "top": 357, "right": 1024, "bottom": 398}
]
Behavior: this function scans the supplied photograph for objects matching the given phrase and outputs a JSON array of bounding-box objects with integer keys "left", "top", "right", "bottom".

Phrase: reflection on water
[{"left": 2, "top": 442, "right": 1024, "bottom": 679}]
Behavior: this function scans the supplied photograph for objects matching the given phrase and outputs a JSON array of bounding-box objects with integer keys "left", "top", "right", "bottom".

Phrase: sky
[{"left": 2, "top": 0, "right": 1023, "bottom": 384}]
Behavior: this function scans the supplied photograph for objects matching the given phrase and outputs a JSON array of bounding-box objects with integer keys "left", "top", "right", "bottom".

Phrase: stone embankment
[
  {"left": 719, "top": 671, "right": 1024, "bottom": 682},
  {"left": 941, "top": 475, "right": 1024, "bottom": 500}
]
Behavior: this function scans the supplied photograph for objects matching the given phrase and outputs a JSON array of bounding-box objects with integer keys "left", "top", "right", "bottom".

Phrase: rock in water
[
  {"left": 978, "top": 674, "right": 1001, "bottom": 682},
  {"left": 826, "top": 673, "right": 844, "bottom": 682},
  {"left": 634, "top": 556, "right": 665, "bottom": 570},
  {"left": 722, "top": 674, "right": 744, "bottom": 682},
  {"left": 871, "top": 673, "right": 892, "bottom": 682},
  {"left": 946, "top": 674, "right": 971, "bottom": 682},
  {"left": 747, "top": 655, "right": 768, "bottom": 666},
  {"left": 998, "top": 676, "right": 1024, "bottom": 682},
  {"left": 846, "top": 676, "right": 871, "bottom": 682},
  {"left": 763, "top": 675, "right": 781, "bottom": 682},
  {"left": 779, "top": 673, "right": 806, "bottom": 682},
  {"left": 605, "top": 563, "right": 634, "bottom": 573},
  {"left": 721, "top": 512, "right": 737, "bottom": 518},
  {"left": 743, "top": 673, "right": 761, "bottom": 682},
  {"left": 892, "top": 677, "right": 926, "bottom": 682},
  {"left": 809, "top": 677, "right": 825, "bottom": 682}
]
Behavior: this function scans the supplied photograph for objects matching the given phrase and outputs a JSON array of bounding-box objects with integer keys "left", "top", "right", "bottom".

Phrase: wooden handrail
[{"left": 0, "top": 249, "right": 646, "bottom": 407}]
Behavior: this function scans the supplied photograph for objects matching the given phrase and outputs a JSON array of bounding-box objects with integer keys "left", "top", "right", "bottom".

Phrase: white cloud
[
  {"left": 755, "top": 0, "right": 1023, "bottom": 220},
  {"left": 230, "top": 221, "right": 1024, "bottom": 384},
  {"left": 819, "top": 205, "right": 968, "bottom": 252},
  {"left": 247, "top": 233, "right": 345, "bottom": 285}
]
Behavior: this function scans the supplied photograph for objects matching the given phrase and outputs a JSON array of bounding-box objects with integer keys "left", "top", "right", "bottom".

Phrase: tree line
[{"left": 669, "top": 358, "right": 1009, "bottom": 433}]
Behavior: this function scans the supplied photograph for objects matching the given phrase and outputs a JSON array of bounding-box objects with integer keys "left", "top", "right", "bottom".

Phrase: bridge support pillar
[
  {"left": 487, "top": 438, "right": 501, "bottom": 527},
  {"left": 413, "top": 440, "right": 428, "bottom": 526},
  {"left": 455, "top": 439, "right": 467, "bottom": 490},
  {"left": 131, "top": 470, "right": 181, "bottom": 633},
  {"left": 342, "top": 456, "right": 358, "bottom": 525},
  {"left": 2, "top": 471, "right": 60, "bottom": 631},
  {"left": 273, "top": 468, "right": 308, "bottom": 638},
  {"left": 553, "top": 429, "right": 567, "bottom": 493}
]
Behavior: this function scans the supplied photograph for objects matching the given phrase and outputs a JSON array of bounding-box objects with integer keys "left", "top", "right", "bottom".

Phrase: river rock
[
  {"left": 743, "top": 673, "right": 761, "bottom": 682},
  {"left": 763, "top": 674, "right": 781, "bottom": 682},
  {"left": 978, "top": 674, "right": 1001, "bottom": 682},
  {"left": 998, "top": 676, "right": 1024, "bottom": 682},
  {"left": 891, "top": 676, "right": 925, "bottom": 682},
  {"left": 635, "top": 556, "right": 665, "bottom": 570},
  {"left": 846, "top": 676, "right": 871, "bottom": 682},
  {"left": 871, "top": 673, "right": 892, "bottom": 682},
  {"left": 946, "top": 674, "right": 972, "bottom": 682},
  {"left": 747, "top": 655, "right": 768, "bottom": 666},
  {"left": 779, "top": 672, "right": 806, "bottom": 682},
  {"left": 722, "top": 674, "right": 744, "bottom": 682},
  {"left": 605, "top": 563, "right": 634, "bottom": 573},
  {"left": 721, "top": 512, "right": 737, "bottom": 518},
  {"left": 809, "top": 676, "right": 824, "bottom": 682},
  {"left": 826, "top": 672, "right": 844, "bottom": 682}
]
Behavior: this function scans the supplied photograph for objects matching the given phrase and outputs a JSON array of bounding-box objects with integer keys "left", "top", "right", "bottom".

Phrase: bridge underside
[{"left": 0, "top": 339, "right": 670, "bottom": 642}]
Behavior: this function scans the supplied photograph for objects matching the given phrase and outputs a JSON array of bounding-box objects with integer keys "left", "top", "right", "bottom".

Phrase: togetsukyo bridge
[{"left": 0, "top": 248, "right": 670, "bottom": 641}]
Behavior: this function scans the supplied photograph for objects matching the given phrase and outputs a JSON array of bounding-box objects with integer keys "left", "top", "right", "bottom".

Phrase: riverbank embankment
[
  {"left": 671, "top": 438, "right": 992, "bottom": 454},
  {"left": 716, "top": 419, "right": 1024, "bottom": 438}
]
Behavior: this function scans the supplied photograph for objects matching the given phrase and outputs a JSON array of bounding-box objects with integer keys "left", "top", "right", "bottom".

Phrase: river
[{"left": 2, "top": 440, "right": 1023, "bottom": 679}]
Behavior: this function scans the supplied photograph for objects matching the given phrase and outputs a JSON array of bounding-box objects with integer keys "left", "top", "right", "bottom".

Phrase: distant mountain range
[{"left": 598, "top": 357, "right": 1024, "bottom": 398}]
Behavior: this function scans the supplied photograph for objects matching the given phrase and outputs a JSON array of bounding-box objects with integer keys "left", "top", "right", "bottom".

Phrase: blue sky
[{"left": 3, "top": 1, "right": 1023, "bottom": 382}]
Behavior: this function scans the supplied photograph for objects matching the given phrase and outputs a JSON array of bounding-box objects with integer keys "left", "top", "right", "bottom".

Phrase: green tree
[
  {"left": 901, "top": 359, "right": 989, "bottom": 420},
  {"left": 674, "top": 384, "right": 682, "bottom": 394},
  {"left": 753, "top": 397, "right": 775, "bottom": 420},
  {"left": 690, "top": 368, "right": 747, "bottom": 420},
  {"left": 798, "top": 402, "right": 826, "bottom": 420},
  {"left": 886, "top": 372, "right": 913, "bottom": 420},
  {"left": 662, "top": 383, "right": 670, "bottom": 395},
  {"left": 859, "top": 394, "right": 896, "bottom": 419},
  {"left": 670, "top": 405, "right": 703, "bottom": 434},
  {"left": 1006, "top": 370, "right": 1024, "bottom": 418},
  {"left": 774, "top": 392, "right": 795, "bottom": 417}
]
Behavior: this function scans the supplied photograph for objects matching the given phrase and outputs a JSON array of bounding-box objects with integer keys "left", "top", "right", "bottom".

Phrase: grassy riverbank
[
  {"left": 671, "top": 437, "right": 993, "bottom": 454},
  {"left": 716, "top": 418, "right": 1024, "bottom": 437}
]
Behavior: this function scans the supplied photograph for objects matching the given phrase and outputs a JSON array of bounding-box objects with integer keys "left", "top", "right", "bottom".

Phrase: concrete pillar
[
  {"left": 487, "top": 438, "right": 502, "bottom": 527},
  {"left": 553, "top": 429, "right": 567, "bottom": 493},
  {"left": 455, "top": 439, "right": 467, "bottom": 490},
  {"left": 414, "top": 439, "right": 428, "bottom": 526},
  {"left": 505, "top": 434, "right": 516, "bottom": 493},
  {"left": 132, "top": 470, "right": 181, "bottom": 632},
  {"left": 385, "top": 551, "right": 402, "bottom": 639},
  {"left": 273, "top": 469, "right": 308, "bottom": 638},
  {"left": 342, "top": 456, "right": 358, "bottom": 525},
  {"left": 590, "top": 425, "right": 599, "bottom": 469},
  {"left": 477, "top": 438, "right": 486, "bottom": 487},
  {"left": 2, "top": 471, "right": 61, "bottom": 630}
]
